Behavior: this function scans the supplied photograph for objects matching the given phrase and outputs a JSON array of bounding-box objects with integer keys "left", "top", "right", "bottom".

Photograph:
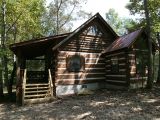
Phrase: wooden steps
[{"left": 23, "top": 83, "right": 54, "bottom": 105}]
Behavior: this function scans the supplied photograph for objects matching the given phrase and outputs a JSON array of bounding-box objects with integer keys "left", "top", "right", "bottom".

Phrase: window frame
[
  {"left": 111, "top": 56, "right": 119, "bottom": 73},
  {"left": 66, "top": 54, "right": 85, "bottom": 72}
]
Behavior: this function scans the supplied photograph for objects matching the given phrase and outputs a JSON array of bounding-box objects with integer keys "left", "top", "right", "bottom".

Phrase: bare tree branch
[
  {"left": 59, "top": 3, "right": 76, "bottom": 29},
  {"left": 6, "top": 12, "right": 23, "bottom": 34}
]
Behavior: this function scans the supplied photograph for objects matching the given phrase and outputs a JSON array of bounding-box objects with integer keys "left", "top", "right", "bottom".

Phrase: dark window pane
[{"left": 66, "top": 55, "right": 85, "bottom": 72}]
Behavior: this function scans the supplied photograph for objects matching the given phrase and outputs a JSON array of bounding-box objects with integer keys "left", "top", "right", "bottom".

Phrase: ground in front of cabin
[{"left": 0, "top": 86, "right": 160, "bottom": 120}]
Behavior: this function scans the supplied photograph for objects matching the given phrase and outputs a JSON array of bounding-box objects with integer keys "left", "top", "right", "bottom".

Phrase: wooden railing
[
  {"left": 27, "top": 71, "right": 45, "bottom": 83},
  {"left": 22, "top": 69, "right": 27, "bottom": 105},
  {"left": 48, "top": 69, "right": 53, "bottom": 97}
]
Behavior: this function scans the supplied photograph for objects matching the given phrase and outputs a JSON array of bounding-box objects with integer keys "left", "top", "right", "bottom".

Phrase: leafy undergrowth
[{"left": 0, "top": 86, "right": 160, "bottom": 120}]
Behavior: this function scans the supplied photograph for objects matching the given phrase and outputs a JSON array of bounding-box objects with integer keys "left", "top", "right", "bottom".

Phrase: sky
[{"left": 47, "top": 0, "right": 132, "bottom": 29}]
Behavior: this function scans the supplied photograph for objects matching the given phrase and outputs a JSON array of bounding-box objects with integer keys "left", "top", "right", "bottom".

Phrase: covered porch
[{"left": 9, "top": 34, "right": 69, "bottom": 105}]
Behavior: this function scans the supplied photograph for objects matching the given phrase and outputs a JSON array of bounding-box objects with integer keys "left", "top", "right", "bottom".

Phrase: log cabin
[{"left": 9, "top": 13, "right": 155, "bottom": 105}]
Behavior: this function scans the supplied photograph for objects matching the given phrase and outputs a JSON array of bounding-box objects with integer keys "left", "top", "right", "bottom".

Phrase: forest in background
[{"left": 0, "top": 0, "right": 159, "bottom": 97}]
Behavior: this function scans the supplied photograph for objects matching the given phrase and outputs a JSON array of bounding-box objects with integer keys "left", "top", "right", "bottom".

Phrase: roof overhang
[{"left": 9, "top": 33, "right": 70, "bottom": 59}]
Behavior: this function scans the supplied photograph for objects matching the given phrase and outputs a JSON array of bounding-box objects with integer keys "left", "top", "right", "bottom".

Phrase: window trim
[
  {"left": 111, "top": 56, "right": 119, "bottom": 73},
  {"left": 66, "top": 54, "right": 85, "bottom": 72}
]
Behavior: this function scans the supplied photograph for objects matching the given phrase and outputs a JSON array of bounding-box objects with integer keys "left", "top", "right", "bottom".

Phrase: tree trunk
[
  {"left": 156, "top": 33, "right": 160, "bottom": 84},
  {"left": 8, "top": 62, "right": 16, "bottom": 96},
  {"left": 4, "top": 55, "right": 8, "bottom": 91},
  {"left": 0, "top": 65, "right": 4, "bottom": 97},
  {"left": 144, "top": 0, "right": 153, "bottom": 89},
  {"left": 0, "top": 0, "right": 6, "bottom": 97}
]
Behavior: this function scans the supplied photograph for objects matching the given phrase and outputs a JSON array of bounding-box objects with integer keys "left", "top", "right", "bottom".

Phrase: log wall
[
  {"left": 55, "top": 51, "right": 106, "bottom": 85},
  {"left": 105, "top": 51, "right": 128, "bottom": 87},
  {"left": 60, "top": 35, "right": 111, "bottom": 53},
  {"left": 128, "top": 50, "right": 148, "bottom": 88}
]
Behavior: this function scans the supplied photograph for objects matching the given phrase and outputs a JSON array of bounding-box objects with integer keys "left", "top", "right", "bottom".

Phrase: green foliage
[
  {"left": 6, "top": 0, "right": 46, "bottom": 42},
  {"left": 43, "top": 0, "right": 90, "bottom": 35},
  {"left": 126, "top": 0, "right": 160, "bottom": 36},
  {"left": 105, "top": 8, "right": 135, "bottom": 36},
  {"left": 0, "top": 0, "right": 90, "bottom": 93}
]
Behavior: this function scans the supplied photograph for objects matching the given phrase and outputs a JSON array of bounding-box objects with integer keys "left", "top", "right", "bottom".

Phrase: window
[
  {"left": 136, "top": 51, "right": 148, "bottom": 75},
  {"left": 66, "top": 55, "right": 85, "bottom": 72},
  {"left": 111, "top": 56, "right": 119, "bottom": 73},
  {"left": 26, "top": 59, "right": 45, "bottom": 71}
]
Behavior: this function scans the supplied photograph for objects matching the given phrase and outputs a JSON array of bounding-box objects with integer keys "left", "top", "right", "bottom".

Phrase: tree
[
  {"left": 126, "top": 0, "right": 160, "bottom": 88},
  {"left": 105, "top": 8, "right": 135, "bottom": 36},
  {"left": 126, "top": 0, "right": 160, "bottom": 34},
  {"left": 0, "top": 0, "right": 46, "bottom": 96},
  {"left": 156, "top": 32, "right": 160, "bottom": 84},
  {"left": 143, "top": 0, "right": 153, "bottom": 88},
  {"left": 0, "top": 0, "right": 7, "bottom": 97},
  {"left": 43, "top": 0, "right": 91, "bottom": 35}
]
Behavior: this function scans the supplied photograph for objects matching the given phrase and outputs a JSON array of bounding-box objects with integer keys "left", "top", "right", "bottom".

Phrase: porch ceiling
[{"left": 9, "top": 33, "right": 70, "bottom": 59}]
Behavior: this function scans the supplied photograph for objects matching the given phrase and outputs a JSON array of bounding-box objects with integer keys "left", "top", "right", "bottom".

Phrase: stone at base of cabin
[
  {"left": 78, "top": 88, "right": 94, "bottom": 95},
  {"left": 130, "top": 81, "right": 147, "bottom": 89},
  {"left": 56, "top": 83, "right": 101, "bottom": 96}
]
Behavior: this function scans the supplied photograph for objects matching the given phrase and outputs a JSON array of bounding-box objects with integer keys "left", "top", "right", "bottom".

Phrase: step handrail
[
  {"left": 48, "top": 69, "right": 53, "bottom": 97},
  {"left": 22, "top": 69, "right": 27, "bottom": 105}
]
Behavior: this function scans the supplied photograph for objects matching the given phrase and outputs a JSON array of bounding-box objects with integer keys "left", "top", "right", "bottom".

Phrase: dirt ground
[{"left": 0, "top": 86, "right": 160, "bottom": 120}]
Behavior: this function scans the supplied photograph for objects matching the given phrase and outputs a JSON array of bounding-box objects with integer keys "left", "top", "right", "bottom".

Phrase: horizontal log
[
  {"left": 105, "top": 65, "right": 126, "bottom": 70},
  {"left": 128, "top": 54, "right": 135, "bottom": 57},
  {"left": 56, "top": 79, "right": 105, "bottom": 85},
  {"left": 105, "top": 52, "right": 125, "bottom": 58},
  {"left": 106, "top": 71, "right": 127, "bottom": 75},
  {"left": 57, "top": 63, "right": 105, "bottom": 68},
  {"left": 105, "top": 59, "right": 126, "bottom": 65},
  {"left": 56, "top": 68, "right": 106, "bottom": 74},
  {"left": 132, "top": 49, "right": 149, "bottom": 52},
  {"left": 130, "top": 72, "right": 136, "bottom": 75},
  {"left": 130, "top": 65, "right": 136, "bottom": 68},
  {"left": 119, "top": 69, "right": 126, "bottom": 72},
  {"left": 58, "top": 56, "right": 104, "bottom": 60},
  {"left": 57, "top": 59, "right": 105, "bottom": 63},
  {"left": 119, "top": 57, "right": 126, "bottom": 60},
  {"left": 57, "top": 72, "right": 106, "bottom": 76},
  {"left": 66, "top": 43, "right": 102, "bottom": 48},
  {"left": 119, "top": 63, "right": 126, "bottom": 66},
  {"left": 58, "top": 51, "right": 101, "bottom": 57},
  {"left": 64, "top": 46, "right": 103, "bottom": 50},
  {"left": 56, "top": 77, "right": 105, "bottom": 81},
  {"left": 106, "top": 75, "right": 126, "bottom": 77},
  {"left": 62, "top": 48, "right": 103, "bottom": 52},
  {"left": 57, "top": 74, "right": 105, "bottom": 79},
  {"left": 57, "top": 68, "right": 105, "bottom": 70},
  {"left": 106, "top": 79, "right": 126, "bottom": 83}
]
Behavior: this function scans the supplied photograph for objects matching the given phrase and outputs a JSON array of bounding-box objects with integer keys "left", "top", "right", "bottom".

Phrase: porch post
[{"left": 16, "top": 55, "right": 25, "bottom": 105}]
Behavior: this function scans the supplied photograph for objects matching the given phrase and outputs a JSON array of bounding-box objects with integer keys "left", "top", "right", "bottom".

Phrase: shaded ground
[{"left": 0, "top": 86, "right": 160, "bottom": 120}]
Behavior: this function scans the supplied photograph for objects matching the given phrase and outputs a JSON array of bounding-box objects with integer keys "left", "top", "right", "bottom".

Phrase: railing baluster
[
  {"left": 22, "top": 69, "right": 27, "bottom": 105},
  {"left": 48, "top": 69, "right": 53, "bottom": 97}
]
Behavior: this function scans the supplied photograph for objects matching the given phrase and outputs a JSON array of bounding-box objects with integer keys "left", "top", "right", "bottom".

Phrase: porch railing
[
  {"left": 48, "top": 69, "right": 53, "bottom": 97},
  {"left": 22, "top": 69, "right": 27, "bottom": 105}
]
